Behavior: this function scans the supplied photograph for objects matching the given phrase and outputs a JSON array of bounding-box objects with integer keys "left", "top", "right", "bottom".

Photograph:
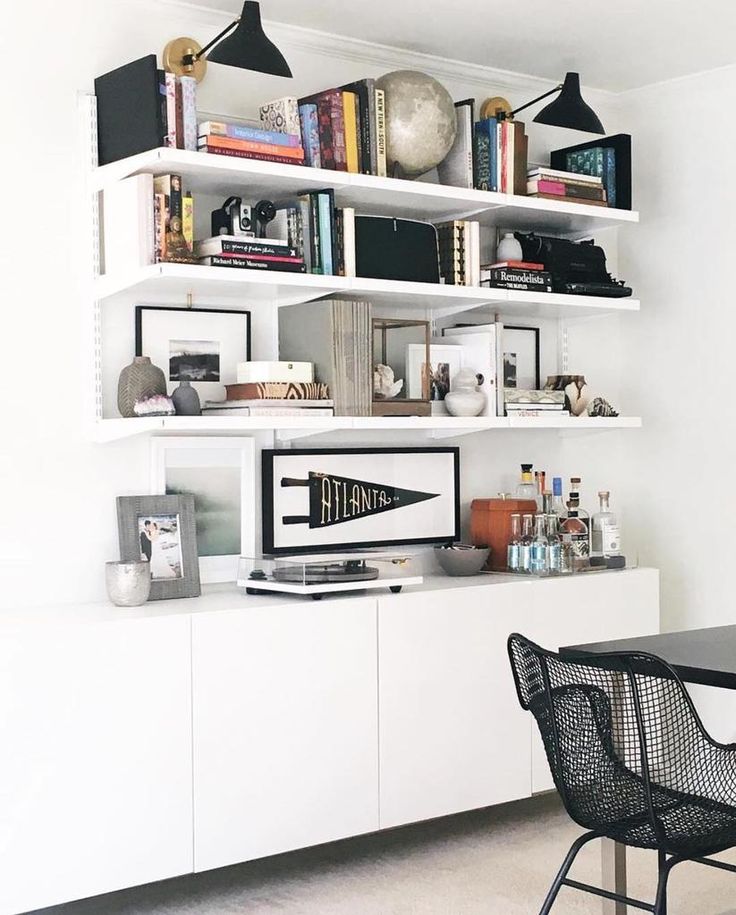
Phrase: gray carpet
[{"left": 31, "top": 793, "right": 736, "bottom": 914}]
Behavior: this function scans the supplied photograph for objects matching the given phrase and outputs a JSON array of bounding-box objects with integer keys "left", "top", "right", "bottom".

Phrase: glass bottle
[
  {"left": 592, "top": 491, "right": 622, "bottom": 557},
  {"left": 547, "top": 513, "right": 562, "bottom": 574},
  {"left": 535, "top": 471, "right": 547, "bottom": 511},
  {"left": 530, "top": 514, "right": 549, "bottom": 574},
  {"left": 507, "top": 513, "right": 522, "bottom": 571},
  {"left": 550, "top": 477, "right": 566, "bottom": 518},
  {"left": 516, "top": 464, "right": 536, "bottom": 500},
  {"left": 519, "top": 513, "right": 534, "bottom": 573},
  {"left": 560, "top": 493, "right": 590, "bottom": 571}
]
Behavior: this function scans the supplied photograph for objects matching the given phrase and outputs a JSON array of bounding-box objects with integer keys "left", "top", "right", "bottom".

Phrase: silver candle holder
[{"left": 105, "top": 560, "right": 151, "bottom": 607}]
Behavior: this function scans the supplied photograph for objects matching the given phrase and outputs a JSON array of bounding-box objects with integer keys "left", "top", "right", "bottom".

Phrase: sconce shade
[
  {"left": 207, "top": 1, "right": 292, "bottom": 77},
  {"left": 533, "top": 72, "right": 604, "bottom": 134}
]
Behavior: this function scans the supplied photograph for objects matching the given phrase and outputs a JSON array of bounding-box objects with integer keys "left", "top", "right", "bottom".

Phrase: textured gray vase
[
  {"left": 375, "top": 70, "right": 457, "bottom": 177},
  {"left": 105, "top": 560, "right": 151, "bottom": 607},
  {"left": 171, "top": 380, "right": 201, "bottom": 415},
  {"left": 117, "top": 356, "right": 167, "bottom": 418}
]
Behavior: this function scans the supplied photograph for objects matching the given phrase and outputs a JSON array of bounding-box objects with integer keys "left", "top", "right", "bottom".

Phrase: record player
[
  {"left": 514, "top": 232, "right": 633, "bottom": 297},
  {"left": 237, "top": 551, "right": 422, "bottom": 600}
]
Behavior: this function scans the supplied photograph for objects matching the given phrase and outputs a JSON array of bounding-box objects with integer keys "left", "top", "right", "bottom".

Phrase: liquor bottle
[
  {"left": 560, "top": 493, "right": 590, "bottom": 571},
  {"left": 519, "top": 513, "right": 534, "bottom": 572},
  {"left": 516, "top": 464, "right": 536, "bottom": 500},
  {"left": 507, "top": 513, "right": 522, "bottom": 571},
  {"left": 591, "top": 491, "right": 621, "bottom": 557},
  {"left": 547, "top": 513, "right": 562, "bottom": 573},
  {"left": 550, "top": 477, "right": 566, "bottom": 518},
  {"left": 530, "top": 514, "right": 549, "bottom": 574},
  {"left": 535, "top": 470, "right": 546, "bottom": 511}
]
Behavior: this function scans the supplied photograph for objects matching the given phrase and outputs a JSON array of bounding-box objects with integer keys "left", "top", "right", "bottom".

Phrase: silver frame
[{"left": 116, "top": 494, "right": 201, "bottom": 600}]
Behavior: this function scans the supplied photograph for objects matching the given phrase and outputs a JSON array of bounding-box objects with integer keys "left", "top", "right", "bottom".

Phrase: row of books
[
  {"left": 526, "top": 167, "right": 607, "bottom": 207},
  {"left": 504, "top": 389, "right": 567, "bottom": 416},
  {"left": 437, "top": 100, "right": 528, "bottom": 195},
  {"left": 436, "top": 221, "right": 481, "bottom": 286},
  {"left": 198, "top": 119, "right": 305, "bottom": 166}
]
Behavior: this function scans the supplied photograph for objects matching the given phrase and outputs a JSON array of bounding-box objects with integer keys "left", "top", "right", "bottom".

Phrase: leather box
[{"left": 470, "top": 497, "right": 538, "bottom": 571}]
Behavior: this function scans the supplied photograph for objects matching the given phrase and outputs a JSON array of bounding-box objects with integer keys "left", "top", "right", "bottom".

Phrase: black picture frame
[
  {"left": 116, "top": 494, "right": 201, "bottom": 600},
  {"left": 135, "top": 305, "right": 251, "bottom": 400},
  {"left": 502, "top": 325, "right": 541, "bottom": 391},
  {"left": 262, "top": 447, "right": 461, "bottom": 555},
  {"left": 550, "top": 133, "right": 632, "bottom": 210}
]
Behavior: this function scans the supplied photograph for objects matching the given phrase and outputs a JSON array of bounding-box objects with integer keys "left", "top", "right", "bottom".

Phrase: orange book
[
  {"left": 342, "top": 91, "right": 360, "bottom": 173},
  {"left": 198, "top": 135, "right": 305, "bottom": 159}
]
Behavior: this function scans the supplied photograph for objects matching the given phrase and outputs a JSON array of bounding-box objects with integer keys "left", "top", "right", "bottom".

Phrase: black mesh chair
[{"left": 508, "top": 632, "right": 736, "bottom": 915}]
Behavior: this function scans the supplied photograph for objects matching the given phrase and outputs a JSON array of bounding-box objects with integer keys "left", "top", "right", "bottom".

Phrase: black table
[
  {"left": 562, "top": 624, "right": 736, "bottom": 690},
  {"left": 562, "top": 625, "right": 736, "bottom": 913}
]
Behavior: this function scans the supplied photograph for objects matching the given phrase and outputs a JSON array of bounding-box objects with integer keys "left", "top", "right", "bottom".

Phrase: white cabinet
[
  {"left": 0, "top": 615, "right": 193, "bottom": 915},
  {"left": 191, "top": 598, "right": 379, "bottom": 871},
  {"left": 377, "top": 582, "right": 532, "bottom": 828},
  {"left": 527, "top": 568, "right": 660, "bottom": 792}
]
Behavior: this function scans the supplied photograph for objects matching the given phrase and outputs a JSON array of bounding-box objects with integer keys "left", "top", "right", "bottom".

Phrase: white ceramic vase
[
  {"left": 444, "top": 369, "right": 486, "bottom": 417},
  {"left": 496, "top": 232, "right": 523, "bottom": 262}
]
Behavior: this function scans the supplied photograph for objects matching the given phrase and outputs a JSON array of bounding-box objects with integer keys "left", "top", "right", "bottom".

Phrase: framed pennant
[{"left": 262, "top": 447, "right": 460, "bottom": 554}]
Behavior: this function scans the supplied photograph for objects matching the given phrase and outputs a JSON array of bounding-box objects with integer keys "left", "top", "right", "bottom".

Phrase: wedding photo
[{"left": 137, "top": 513, "right": 183, "bottom": 580}]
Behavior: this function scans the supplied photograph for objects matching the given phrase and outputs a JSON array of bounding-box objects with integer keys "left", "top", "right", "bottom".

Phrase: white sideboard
[{"left": 0, "top": 569, "right": 659, "bottom": 914}]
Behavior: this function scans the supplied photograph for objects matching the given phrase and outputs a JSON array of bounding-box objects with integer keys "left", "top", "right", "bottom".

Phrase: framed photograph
[
  {"left": 135, "top": 305, "right": 251, "bottom": 403},
  {"left": 116, "top": 494, "right": 200, "bottom": 600},
  {"left": 263, "top": 447, "right": 460, "bottom": 554},
  {"left": 150, "top": 437, "right": 256, "bottom": 583},
  {"left": 405, "top": 343, "right": 463, "bottom": 407},
  {"left": 502, "top": 325, "right": 540, "bottom": 390}
]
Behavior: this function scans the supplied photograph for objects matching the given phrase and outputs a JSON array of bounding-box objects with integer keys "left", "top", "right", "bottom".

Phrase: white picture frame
[
  {"left": 150, "top": 437, "right": 256, "bottom": 583},
  {"left": 405, "top": 343, "right": 463, "bottom": 412}
]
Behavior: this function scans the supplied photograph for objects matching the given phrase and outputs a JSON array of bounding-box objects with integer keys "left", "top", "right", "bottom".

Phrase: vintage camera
[{"left": 211, "top": 196, "right": 254, "bottom": 237}]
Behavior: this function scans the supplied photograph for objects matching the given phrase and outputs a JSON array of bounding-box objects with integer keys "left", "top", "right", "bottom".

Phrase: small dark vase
[{"left": 171, "top": 380, "right": 201, "bottom": 416}]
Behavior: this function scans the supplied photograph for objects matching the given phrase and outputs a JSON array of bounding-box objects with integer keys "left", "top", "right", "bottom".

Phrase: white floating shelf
[
  {"left": 91, "top": 414, "right": 642, "bottom": 444},
  {"left": 92, "top": 147, "right": 639, "bottom": 235},
  {"left": 94, "top": 263, "right": 639, "bottom": 319}
]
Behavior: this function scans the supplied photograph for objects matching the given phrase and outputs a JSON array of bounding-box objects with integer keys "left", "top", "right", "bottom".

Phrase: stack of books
[
  {"left": 437, "top": 99, "right": 527, "bottom": 194},
  {"left": 297, "top": 83, "right": 387, "bottom": 176},
  {"left": 194, "top": 234, "right": 306, "bottom": 274},
  {"left": 526, "top": 167, "right": 607, "bottom": 206},
  {"left": 504, "top": 389, "right": 567, "bottom": 417},
  {"left": 481, "top": 261, "right": 553, "bottom": 292},
  {"left": 203, "top": 380, "right": 334, "bottom": 417},
  {"left": 288, "top": 191, "right": 355, "bottom": 276},
  {"left": 198, "top": 119, "right": 305, "bottom": 166},
  {"left": 435, "top": 220, "right": 481, "bottom": 286}
]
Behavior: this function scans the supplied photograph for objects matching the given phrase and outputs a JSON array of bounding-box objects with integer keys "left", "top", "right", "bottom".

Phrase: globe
[{"left": 375, "top": 70, "right": 457, "bottom": 178}]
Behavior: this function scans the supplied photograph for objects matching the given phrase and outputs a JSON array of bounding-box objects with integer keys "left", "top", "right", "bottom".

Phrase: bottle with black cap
[{"left": 515, "top": 464, "right": 536, "bottom": 500}]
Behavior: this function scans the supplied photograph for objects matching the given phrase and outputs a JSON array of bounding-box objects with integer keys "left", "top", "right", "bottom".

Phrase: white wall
[{"left": 2, "top": 0, "right": 629, "bottom": 609}]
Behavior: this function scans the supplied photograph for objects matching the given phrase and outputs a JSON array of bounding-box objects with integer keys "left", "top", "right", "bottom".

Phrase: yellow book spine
[
  {"left": 342, "top": 91, "right": 359, "bottom": 174},
  {"left": 182, "top": 192, "right": 194, "bottom": 253}
]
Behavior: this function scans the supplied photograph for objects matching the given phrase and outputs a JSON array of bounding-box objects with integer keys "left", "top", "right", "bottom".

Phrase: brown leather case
[{"left": 470, "top": 498, "right": 538, "bottom": 571}]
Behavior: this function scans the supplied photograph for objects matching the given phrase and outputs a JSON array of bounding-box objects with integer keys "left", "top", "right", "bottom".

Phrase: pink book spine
[
  {"left": 165, "top": 72, "right": 177, "bottom": 148},
  {"left": 534, "top": 180, "right": 567, "bottom": 195}
]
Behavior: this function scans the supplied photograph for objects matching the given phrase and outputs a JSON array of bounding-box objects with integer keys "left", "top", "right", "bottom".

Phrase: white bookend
[
  {"left": 102, "top": 173, "right": 155, "bottom": 276},
  {"left": 469, "top": 221, "right": 481, "bottom": 287},
  {"left": 442, "top": 324, "right": 498, "bottom": 417},
  {"left": 342, "top": 207, "right": 356, "bottom": 278}
]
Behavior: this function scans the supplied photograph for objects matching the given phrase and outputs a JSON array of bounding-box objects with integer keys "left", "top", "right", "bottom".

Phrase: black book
[
  {"left": 95, "top": 55, "right": 167, "bottom": 166},
  {"left": 201, "top": 256, "right": 307, "bottom": 273}
]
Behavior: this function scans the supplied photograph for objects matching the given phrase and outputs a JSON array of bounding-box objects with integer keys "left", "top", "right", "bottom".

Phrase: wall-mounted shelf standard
[
  {"left": 91, "top": 147, "right": 639, "bottom": 236},
  {"left": 95, "top": 262, "right": 640, "bottom": 321},
  {"left": 91, "top": 414, "right": 643, "bottom": 444}
]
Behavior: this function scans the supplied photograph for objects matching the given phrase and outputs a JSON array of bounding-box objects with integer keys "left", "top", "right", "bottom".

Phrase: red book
[
  {"left": 488, "top": 260, "right": 545, "bottom": 270},
  {"left": 198, "top": 146, "right": 305, "bottom": 166},
  {"left": 198, "top": 135, "right": 305, "bottom": 159},
  {"left": 300, "top": 90, "right": 346, "bottom": 171}
]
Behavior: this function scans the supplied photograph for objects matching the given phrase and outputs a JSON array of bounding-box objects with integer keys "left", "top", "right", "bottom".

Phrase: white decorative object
[
  {"left": 236, "top": 361, "right": 313, "bottom": 384},
  {"left": 373, "top": 364, "right": 403, "bottom": 399},
  {"left": 444, "top": 368, "right": 486, "bottom": 417},
  {"left": 105, "top": 560, "right": 151, "bottom": 607},
  {"left": 496, "top": 232, "right": 523, "bottom": 262}
]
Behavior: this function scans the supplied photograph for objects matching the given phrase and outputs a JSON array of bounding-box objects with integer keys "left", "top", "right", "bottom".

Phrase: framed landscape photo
[
  {"left": 262, "top": 447, "right": 460, "bottom": 554},
  {"left": 150, "top": 437, "right": 256, "bottom": 583},
  {"left": 116, "top": 494, "right": 200, "bottom": 600},
  {"left": 135, "top": 305, "right": 251, "bottom": 403}
]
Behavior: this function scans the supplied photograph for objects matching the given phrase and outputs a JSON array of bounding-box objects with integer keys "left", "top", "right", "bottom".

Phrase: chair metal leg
[
  {"left": 539, "top": 831, "right": 600, "bottom": 915},
  {"left": 654, "top": 854, "right": 683, "bottom": 915}
]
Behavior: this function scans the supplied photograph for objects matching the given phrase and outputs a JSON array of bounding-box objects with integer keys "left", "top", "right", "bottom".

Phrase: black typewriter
[{"left": 514, "top": 232, "right": 633, "bottom": 297}]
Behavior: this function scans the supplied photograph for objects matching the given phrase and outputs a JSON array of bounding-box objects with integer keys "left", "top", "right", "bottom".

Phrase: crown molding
[{"left": 152, "top": 0, "right": 618, "bottom": 106}]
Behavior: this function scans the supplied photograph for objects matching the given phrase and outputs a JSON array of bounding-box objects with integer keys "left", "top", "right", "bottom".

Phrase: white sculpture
[{"left": 373, "top": 364, "right": 403, "bottom": 399}]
